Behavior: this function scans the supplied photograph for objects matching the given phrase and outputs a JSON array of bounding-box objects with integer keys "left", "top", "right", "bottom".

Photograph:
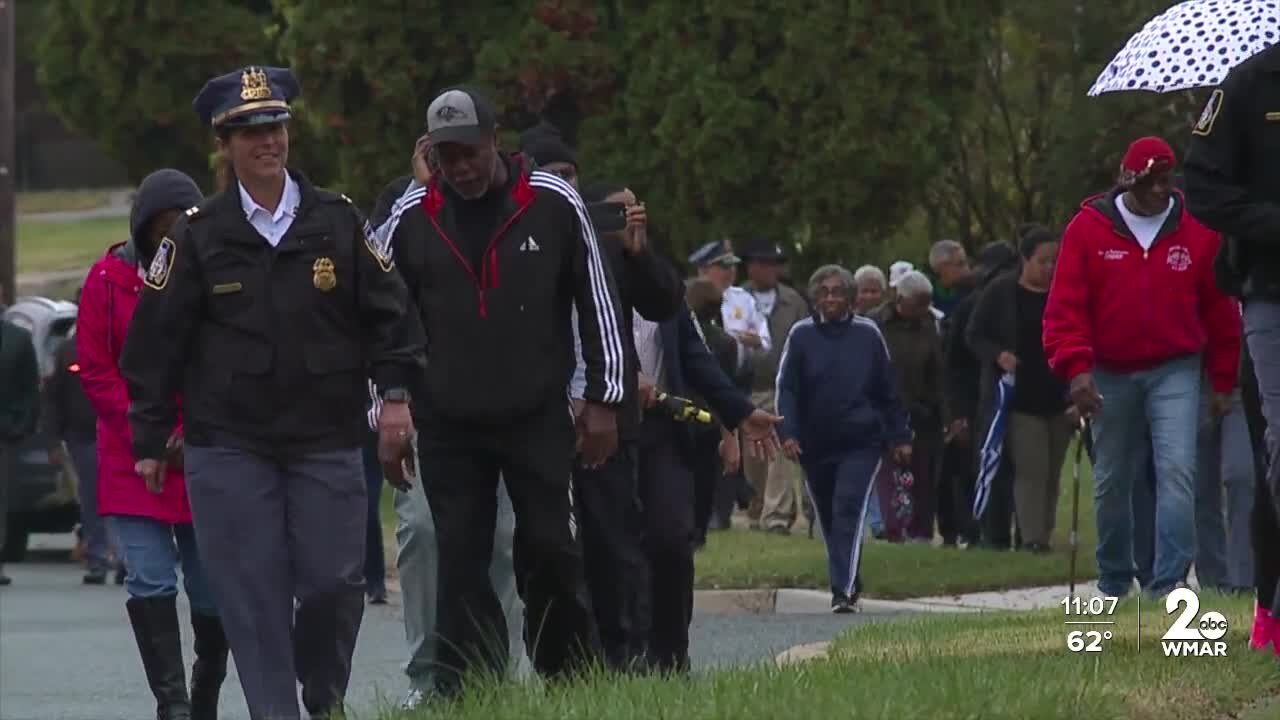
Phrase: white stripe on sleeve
[{"left": 529, "top": 171, "right": 625, "bottom": 404}]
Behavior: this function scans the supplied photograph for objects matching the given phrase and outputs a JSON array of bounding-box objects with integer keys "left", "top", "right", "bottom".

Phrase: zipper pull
[{"left": 1143, "top": 249, "right": 1149, "bottom": 260}]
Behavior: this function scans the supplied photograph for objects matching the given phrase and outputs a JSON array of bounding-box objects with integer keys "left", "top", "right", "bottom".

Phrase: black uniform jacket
[
  {"left": 387, "top": 154, "right": 627, "bottom": 426},
  {"left": 120, "top": 171, "right": 423, "bottom": 461},
  {"left": 1186, "top": 43, "right": 1280, "bottom": 298}
]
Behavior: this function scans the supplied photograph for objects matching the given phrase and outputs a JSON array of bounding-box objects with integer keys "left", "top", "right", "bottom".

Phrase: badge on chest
[{"left": 313, "top": 257, "right": 337, "bottom": 291}]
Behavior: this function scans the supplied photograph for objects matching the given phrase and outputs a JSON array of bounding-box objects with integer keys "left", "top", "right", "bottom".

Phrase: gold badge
[
  {"left": 733, "top": 306, "right": 744, "bottom": 320},
  {"left": 240, "top": 67, "right": 271, "bottom": 101},
  {"left": 313, "top": 257, "right": 337, "bottom": 291}
]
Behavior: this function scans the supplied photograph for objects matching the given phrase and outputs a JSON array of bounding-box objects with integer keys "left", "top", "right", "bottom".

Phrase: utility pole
[{"left": 0, "top": 0, "right": 14, "bottom": 306}]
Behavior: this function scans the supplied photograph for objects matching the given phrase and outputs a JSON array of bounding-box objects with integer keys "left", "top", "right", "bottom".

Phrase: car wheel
[{"left": 2, "top": 519, "right": 29, "bottom": 562}]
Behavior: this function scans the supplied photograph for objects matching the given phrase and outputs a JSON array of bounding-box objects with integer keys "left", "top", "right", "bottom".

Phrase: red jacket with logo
[{"left": 1043, "top": 190, "right": 1241, "bottom": 393}]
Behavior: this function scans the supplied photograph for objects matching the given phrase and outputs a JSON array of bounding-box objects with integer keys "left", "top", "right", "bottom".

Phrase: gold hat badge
[
  {"left": 313, "top": 257, "right": 336, "bottom": 292},
  {"left": 240, "top": 67, "right": 272, "bottom": 101}
]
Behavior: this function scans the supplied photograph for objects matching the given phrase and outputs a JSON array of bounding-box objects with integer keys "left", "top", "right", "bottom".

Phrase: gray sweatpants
[{"left": 394, "top": 471, "right": 529, "bottom": 692}]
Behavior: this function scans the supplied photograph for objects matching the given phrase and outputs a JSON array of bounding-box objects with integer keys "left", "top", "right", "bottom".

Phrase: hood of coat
[
  {"left": 1079, "top": 186, "right": 1185, "bottom": 246},
  {"left": 127, "top": 169, "right": 204, "bottom": 268}
]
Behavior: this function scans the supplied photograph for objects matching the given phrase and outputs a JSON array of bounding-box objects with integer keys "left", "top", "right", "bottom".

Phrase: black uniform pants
[
  {"left": 937, "top": 439, "right": 978, "bottom": 544},
  {"left": 419, "top": 401, "right": 598, "bottom": 695},
  {"left": 1241, "top": 345, "right": 1280, "bottom": 611},
  {"left": 692, "top": 428, "right": 726, "bottom": 540},
  {"left": 635, "top": 417, "right": 698, "bottom": 672},
  {"left": 574, "top": 442, "right": 645, "bottom": 670}
]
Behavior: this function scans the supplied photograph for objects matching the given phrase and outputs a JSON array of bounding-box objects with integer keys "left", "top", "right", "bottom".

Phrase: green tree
[
  {"left": 274, "top": 1, "right": 527, "bottom": 210},
  {"left": 926, "top": 0, "right": 1205, "bottom": 248},
  {"left": 36, "top": 1, "right": 286, "bottom": 188},
  {"left": 554, "top": 0, "right": 999, "bottom": 275}
]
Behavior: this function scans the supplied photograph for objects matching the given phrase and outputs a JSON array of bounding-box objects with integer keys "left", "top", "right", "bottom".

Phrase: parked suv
[{"left": 3, "top": 296, "right": 80, "bottom": 561}]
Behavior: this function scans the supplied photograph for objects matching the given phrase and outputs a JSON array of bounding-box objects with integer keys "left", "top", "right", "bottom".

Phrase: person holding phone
[{"left": 120, "top": 67, "right": 422, "bottom": 720}]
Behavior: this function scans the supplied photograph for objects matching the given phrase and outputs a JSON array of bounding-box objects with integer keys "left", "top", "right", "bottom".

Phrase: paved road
[{"left": 0, "top": 542, "right": 909, "bottom": 720}]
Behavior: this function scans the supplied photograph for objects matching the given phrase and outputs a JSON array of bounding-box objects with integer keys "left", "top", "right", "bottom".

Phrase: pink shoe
[{"left": 1249, "top": 603, "right": 1271, "bottom": 651}]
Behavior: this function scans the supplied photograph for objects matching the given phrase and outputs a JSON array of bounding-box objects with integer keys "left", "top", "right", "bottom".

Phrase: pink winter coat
[{"left": 77, "top": 244, "right": 191, "bottom": 524}]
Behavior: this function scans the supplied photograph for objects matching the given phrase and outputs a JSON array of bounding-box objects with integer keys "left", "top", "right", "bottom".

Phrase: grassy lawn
[
  {"left": 388, "top": 593, "right": 1271, "bottom": 720},
  {"left": 16, "top": 216, "right": 127, "bottom": 274},
  {"left": 695, "top": 443, "right": 1097, "bottom": 597},
  {"left": 377, "top": 445, "right": 1096, "bottom": 599},
  {"left": 16, "top": 189, "right": 116, "bottom": 215}
]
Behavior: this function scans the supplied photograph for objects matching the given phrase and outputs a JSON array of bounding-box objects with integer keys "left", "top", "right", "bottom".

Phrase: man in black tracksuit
[{"left": 383, "top": 87, "right": 627, "bottom": 696}]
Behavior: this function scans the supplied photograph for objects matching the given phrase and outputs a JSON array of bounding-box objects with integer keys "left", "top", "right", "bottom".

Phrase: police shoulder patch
[
  {"left": 363, "top": 225, "right": 395, "bottom": 273},
  {"left": 1193, "top": 89, "right": 1224, "bottom": 137},
  {"left": 144, "top": 237, "right": 177, "bottom": 290}
]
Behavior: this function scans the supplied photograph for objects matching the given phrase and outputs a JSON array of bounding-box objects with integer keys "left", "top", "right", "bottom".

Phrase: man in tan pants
[{"left": 739, "top": 240, "right": 811, "bottom": 533}]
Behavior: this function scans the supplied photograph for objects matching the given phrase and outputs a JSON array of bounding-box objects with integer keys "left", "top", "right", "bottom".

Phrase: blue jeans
[
  {"left": 109, "top": 515, "right": 217, "bottom": 615},
  {"left": 1196, "top": 389, "right": 1256, "bottom": 592},
  {"left": 361, "top": 433, "right": 386, "bottom": 593},
  {"left": 67, "top": 440, "right": 117, "bottom": 574},
  {"left": 1091, "top": 355, "right": 1201, "bottom": 597}
]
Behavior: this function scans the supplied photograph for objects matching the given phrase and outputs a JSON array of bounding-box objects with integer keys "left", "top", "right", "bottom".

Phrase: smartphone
[{"left": 587, "top": 201, "right": 627, "bottom": 233}]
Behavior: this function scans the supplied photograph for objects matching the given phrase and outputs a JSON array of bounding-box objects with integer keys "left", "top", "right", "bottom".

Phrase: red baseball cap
[{"left": 1118, "top": 136, "right": 1176, "bottom": 187}]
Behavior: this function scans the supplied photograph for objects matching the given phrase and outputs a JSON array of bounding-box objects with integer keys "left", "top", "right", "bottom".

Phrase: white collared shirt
[{"left": 239, "top": 174, "right": 300, "bottom": 247}]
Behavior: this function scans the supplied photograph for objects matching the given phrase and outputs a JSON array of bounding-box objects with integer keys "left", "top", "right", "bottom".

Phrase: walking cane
[{"left": 1069, "top": 416, "right": 1088, "bottom": 598}]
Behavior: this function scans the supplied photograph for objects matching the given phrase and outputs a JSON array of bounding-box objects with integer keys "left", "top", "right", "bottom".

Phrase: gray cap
[{"left": 426, "top": 87, "right": 497, "bottom": 146}]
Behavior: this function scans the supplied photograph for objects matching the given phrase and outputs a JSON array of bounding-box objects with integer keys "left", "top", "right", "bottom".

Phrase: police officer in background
[
  {"left": 692, "top": 241, "right": 771, "bottom": 520},
  {"left": 1184, "top": 42, "right": 1280, "bottom": 632},
  {"left": 121, "top": 66, "right": 422, "bottom": 720}
]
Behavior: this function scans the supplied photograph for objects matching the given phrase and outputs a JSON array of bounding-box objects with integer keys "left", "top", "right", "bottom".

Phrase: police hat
[
  {"left": 193, "top": 66, "right": 299, "bottom": 129},
  {"left": 739, "top": 237, "right": 787, "bottom": 263},
  {"left": 688, "top": 240, "right": 740, "bottom": 267}
]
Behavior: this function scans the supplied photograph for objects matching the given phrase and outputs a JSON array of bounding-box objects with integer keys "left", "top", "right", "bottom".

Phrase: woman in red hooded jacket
[{"left": 76, "top": 169, "right": 226, "bottom": 720}]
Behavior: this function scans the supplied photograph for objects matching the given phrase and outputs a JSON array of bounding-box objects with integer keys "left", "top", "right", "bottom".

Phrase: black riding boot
[
  {"left": 189, "top": 613, "right": 228, "bottom": 720},
  {"left": 126, "top": 596, "right": 192, "bottom": 720}
]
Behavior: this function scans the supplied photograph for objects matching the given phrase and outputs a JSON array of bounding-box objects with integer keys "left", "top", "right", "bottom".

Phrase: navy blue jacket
[
  {"left": 642, "top": 306, "right": 755, "bottom": 453},
  {"left": 776, "top": 314, "right": 912, "bottom": 463}
]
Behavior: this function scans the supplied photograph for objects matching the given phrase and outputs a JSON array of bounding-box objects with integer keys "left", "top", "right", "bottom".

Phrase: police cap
[
  {"left": 193, "top": 66, "right": 299, "bottom": 130},
  {"left": 688, "top": 240, "right": 741, "bottom": 268}
]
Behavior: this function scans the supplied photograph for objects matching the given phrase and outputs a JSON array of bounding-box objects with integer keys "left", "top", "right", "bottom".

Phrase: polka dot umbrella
[{"left": 1088, "top": 0, "right": 1280, "bottom": 96}]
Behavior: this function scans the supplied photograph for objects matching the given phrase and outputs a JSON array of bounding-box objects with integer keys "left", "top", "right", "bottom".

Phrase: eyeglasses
[{"left": 813, "top": 286, "right": 851, "bottom": 299}]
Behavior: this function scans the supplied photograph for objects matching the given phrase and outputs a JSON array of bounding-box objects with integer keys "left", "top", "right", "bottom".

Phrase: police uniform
[
  {"left": 119, "top": 66, "right": 423, "bottom": 720},
  {"left": 688, "top": 241, "right": 772, "bottom": 374},
  {"left": 1184, "top": 43, "right": 1280, "bottom": 619}
]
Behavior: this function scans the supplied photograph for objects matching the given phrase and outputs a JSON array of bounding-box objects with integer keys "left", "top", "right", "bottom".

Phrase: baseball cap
[
  {"left": 888, "top": 260, "right": 915, "bottom": 288},
  {"left": 426, "top": 87, "right": 497, "bottom": 146}
]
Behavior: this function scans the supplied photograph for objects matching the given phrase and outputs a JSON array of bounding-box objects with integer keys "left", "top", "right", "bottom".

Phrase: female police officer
[{"left": 120, "top": 66, "right": 423, "bottom": 720}]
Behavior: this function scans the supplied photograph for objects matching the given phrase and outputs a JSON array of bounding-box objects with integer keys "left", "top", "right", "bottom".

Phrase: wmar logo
[{"left": 1160, "top": 587, "right": 1227, "bottom": 657}]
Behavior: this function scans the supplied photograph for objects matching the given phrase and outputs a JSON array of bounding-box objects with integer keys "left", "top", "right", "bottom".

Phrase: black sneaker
[
  {"left": 83, "top": 572, "right": 107, "bottom": 585},
  {"left": 0, "top": 575, "right": 11, "bottom": 586},
  {"left": 368, "top": 587, "right": 388, "bottom": 605},
  {"left": 831, "top": 594, "right": 855, "bottom": 613}
]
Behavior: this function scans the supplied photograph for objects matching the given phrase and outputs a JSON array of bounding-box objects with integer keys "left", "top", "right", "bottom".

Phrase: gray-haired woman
[{"left": 776, "top": 265, "right": 912, "bottom": 612}]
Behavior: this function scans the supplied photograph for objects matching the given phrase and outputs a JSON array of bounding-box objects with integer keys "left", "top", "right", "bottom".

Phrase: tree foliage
[
  {"left": 570, "top": 0, "right": 1000, "bottom": 273},
  {"left": 36, "top": 1, "right": 282, "bottom": 188},
  {"left": 927, "top": 0, "right": 1205, "bottom": 248}
]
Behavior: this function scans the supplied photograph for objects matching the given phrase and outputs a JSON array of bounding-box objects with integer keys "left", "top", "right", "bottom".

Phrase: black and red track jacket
[{"left": 382, "top": 154, "right": 626, "bottom": 424}]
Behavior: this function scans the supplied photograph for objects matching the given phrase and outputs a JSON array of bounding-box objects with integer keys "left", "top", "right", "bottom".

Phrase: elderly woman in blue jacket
[{"left": 776, "top": 264, "right": 913, "bottom": 612}]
